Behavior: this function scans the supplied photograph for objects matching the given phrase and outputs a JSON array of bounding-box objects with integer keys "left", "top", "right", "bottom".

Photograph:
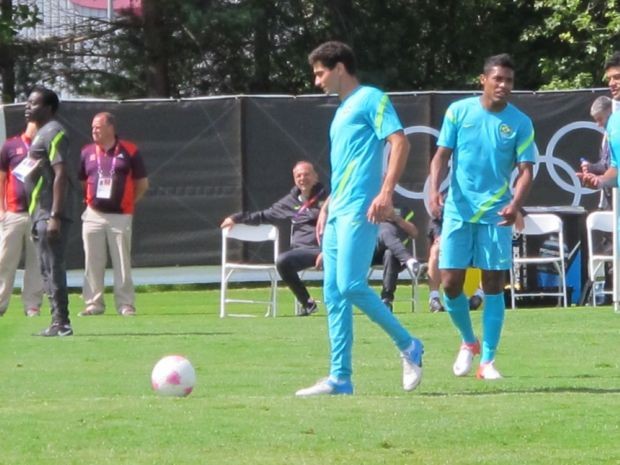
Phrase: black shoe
[
  {"left": 35, "top": 323, "right": 73, "bottom": 337},
  {"left": 469, "top": 295, "right": 483, "bottom": 311},
  {"left": 382, "top": 299, "right": 393, "bottom": 312},
  {"left": 429, "top": 297, "right": 445, "bottom": 313},
  {"left": 298, "top": 300, "right": 318, "bottom": 316}
]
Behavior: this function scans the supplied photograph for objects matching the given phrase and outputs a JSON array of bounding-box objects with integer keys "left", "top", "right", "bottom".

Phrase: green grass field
[{"left": 1, "top": 284, "right": 619, "bottom": 465}]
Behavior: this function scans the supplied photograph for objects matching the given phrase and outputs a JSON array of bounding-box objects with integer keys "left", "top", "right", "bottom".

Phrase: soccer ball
[{"left": 151, "top": 355, "right": 196, "bottom": 397}]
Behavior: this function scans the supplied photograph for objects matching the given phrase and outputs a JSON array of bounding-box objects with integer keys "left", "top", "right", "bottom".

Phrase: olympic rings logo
[{"left": 386, "top": 122, "right": 605, "bottom": 212}]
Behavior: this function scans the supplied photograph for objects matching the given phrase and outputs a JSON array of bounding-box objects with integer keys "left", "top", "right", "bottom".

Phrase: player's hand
[
  {"left": 429, "top": 191, "right": 444, "bottom": 219},
  {"left": 367, "top": 192, "right": 393, "bottom": 224},
  {"left": 498, "top": 204, "right": 518, "bottom": 227},
  {"left": 316, "top": 207, "right": 328, "bottom": 244},
  {"left": 314, "top": 253, "right": 323, "bottom": 270},
  {"left": 576, "top": 172, "right": 600, "bottom": 188},
  {"left": 220, "top": 217, "right": 235, "bottom": 229},
  {"left": 46, "top": 217, "right": 61, "bottom": 240}
]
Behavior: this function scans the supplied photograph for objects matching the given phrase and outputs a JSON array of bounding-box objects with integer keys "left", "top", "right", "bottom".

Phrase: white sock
[{"left": 429, "top": 290, "right": 440, "bottom": 301}]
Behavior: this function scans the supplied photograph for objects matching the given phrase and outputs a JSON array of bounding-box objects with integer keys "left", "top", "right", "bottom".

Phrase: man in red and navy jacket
[
  {"left": 78, "top": 112, "right": 148, "bottom": 317},
  {"left": 0, "top": 122, "right": 44, "bottom": 317}
]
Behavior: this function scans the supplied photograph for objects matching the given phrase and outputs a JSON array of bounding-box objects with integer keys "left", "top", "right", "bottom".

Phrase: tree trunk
[
  {"left": 251, "top": 1, "right": 272, "bottom": 92},
  {"left": 0, "top": 0, "right": 16, "bottom": 103},
  {"left": 142, "top": 0, "right": 170, "bottom": 97}
]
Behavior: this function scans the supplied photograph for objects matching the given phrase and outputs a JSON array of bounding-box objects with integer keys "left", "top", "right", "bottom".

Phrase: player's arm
[
  {"left": 316, "top": 196, "right": 329, "bottom": 244},
  {"left": 429, "top": 146, "right": 452, "bottom": 219},
  {"left": 498, "top": 162, "right": 533, "bottom": 226},
  {"left": 47, "top": 162, "right": 67, "bottom": 238},
  {"left": 367, "top": 130, "right": 409, "bottom": 224},
  {"left": 390, "top": 211, "right": 418, "bottom": 238},
  {"left": 578, "top": 166, "right": 618, "bottom": 189},
  {"left": 0, "top": 170, "right": 6, "bottom": 220}
]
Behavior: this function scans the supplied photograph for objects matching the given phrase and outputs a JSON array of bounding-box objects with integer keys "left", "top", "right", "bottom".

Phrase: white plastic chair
[
  {"left": 510, "top": 213, "right": 568, "bottom": 308},
  {"left": 586, "top": 211, "right": 613, "bottom": 306},
  {"left": 220, "top": 224, "right": 279, "bottom": 318}
]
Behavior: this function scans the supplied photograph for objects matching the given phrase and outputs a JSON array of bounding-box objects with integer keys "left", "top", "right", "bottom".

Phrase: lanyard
[
  {"left": 95, "top": 143, "right": 120, "bottom": 176},
  {"left": 294, "top": 187, "right": 324, "bottom": 219},
  {"left": 20, "top": 133, "right": 31, "bottom": 151}
]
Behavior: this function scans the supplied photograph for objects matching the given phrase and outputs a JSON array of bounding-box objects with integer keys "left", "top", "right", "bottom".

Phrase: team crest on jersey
[
  {"left": 90, "top": 153, "right": 96, "bottom": 161},
  {"left": 16, "top": 148, "right": 24, "bottom": 155},
  {"left": 499, "top": 124, "right": 513, "bottom": 138}
]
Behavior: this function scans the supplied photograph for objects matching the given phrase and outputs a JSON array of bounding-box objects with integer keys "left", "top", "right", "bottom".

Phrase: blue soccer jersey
[
  {"left": 328, "top": 86, "right": 403, "bottom": 216},
  {"left": 607, "top": 111, "right": 620, "bottom": 176},
  {"left": 437, "top": 96, "right": 536, "bottom": 224}
]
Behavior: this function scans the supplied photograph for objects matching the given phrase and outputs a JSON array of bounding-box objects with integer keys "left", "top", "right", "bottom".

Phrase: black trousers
[
  {"left": 276, "top": 247, "right": 320, "bottom": 305},
  {"left": 33, "top": 219, "right": 71, "bottom": 325},
  {"left": 371, "top": 228, "right": 412, "bottom": 302}
]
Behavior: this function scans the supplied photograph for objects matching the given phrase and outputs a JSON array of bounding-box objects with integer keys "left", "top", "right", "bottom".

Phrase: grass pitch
[{"left": 1, "top": 285, "right": 619, "bottom": 465}]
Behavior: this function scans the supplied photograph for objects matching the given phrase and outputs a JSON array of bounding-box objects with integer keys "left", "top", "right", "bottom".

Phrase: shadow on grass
[
  {"left": 423, "top": 385, "right": 620, "bottom": 396},
  {"left": 76, "top": 331, "right": 233, "bottom": 337}
]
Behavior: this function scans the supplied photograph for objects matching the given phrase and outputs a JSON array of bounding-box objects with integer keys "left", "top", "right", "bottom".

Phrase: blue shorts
[{"left": 439, "top": 216, "right": 513, "bottom": 270}]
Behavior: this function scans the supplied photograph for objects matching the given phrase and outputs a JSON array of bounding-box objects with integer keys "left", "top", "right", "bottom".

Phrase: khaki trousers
[
  {"left": 0, "top": 212, "right": 44, "bottom": 314},
  {"left": 81, "top": 207, "right": 135, "bottom": 312}
]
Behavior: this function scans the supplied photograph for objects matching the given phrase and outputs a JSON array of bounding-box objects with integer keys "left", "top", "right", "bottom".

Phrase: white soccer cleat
[
  {"left": 453, "top": 340, "right": 481, "bottom": 377},
  {"left": 295, "top": 377, "right": 353, "bottom": 397},
  {"left": 401, "top": 338, "right": 424, "bottom": 391},
  {"left": 476, "top": 362, "right": 503, "bottom": 380}
]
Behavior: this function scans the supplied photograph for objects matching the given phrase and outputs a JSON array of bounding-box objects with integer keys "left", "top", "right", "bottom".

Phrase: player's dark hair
[
  {"left": 483, "top": 54, "right": 515, "bottom": 75},
  {"left": 30, "top": 85, "right": 60, "bottom": 114},
  {"left": 604, "top": 51, "right": 620, "bottom": 71},
  {"left": 308, "top": 41, "right": 357, "bottom": 75}
]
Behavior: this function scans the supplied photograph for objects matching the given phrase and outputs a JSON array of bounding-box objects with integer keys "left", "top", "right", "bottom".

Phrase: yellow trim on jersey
[
  {"left": 517, "top": 130, "right": 535, "bottom": 156},
  {"left": 374, "top": 94, "right": 389, "bottom": 133},
  {"left": 469, "top": 181, "right": 509, "bottom": 223},
  {"left": 331, "top": 159, "right": 358, "bottom": 201},
  {"left": 28, "top": 130, "right": 65, "bottom": 214}
]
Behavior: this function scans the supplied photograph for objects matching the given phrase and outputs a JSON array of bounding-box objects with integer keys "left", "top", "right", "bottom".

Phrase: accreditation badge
[
  {"left": 12, "top": 156, "right": 40, "bottom": 183},
  {"left": 96, "top": 176, "right": 114, "bottom": 199}
]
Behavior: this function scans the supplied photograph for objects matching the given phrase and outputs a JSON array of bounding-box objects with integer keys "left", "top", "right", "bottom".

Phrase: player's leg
[
  {"left": 427, "top": 220, "right": 444, "bottom": 312},
  {"left": 474, "top": 223, "right": 512, "bottom": 380},
  {"left": 336, "top": 215, "right": 412, "bottom": 350},
  {"left": 336, "top": 215, "right": 423, "bottom": 391},
  {"left": 440, "top": 217, "right": 476, "bottom": 342},
  {"left": 440, "top": 217, "right": 480, "bottom": 376},
  {"left": 296, "top": 217, "right": 353, "bottom": 396}
]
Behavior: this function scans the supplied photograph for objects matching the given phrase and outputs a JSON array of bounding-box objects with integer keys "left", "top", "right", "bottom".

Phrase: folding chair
[
  {"left": 510, "top": 213, "right": 568, "bottom": 308},
  {"left": 586, "top": 211, "right": 613, "bottom": 306},
  {"left": 220, "top": 224, "right": 279, "bottom": 318}
]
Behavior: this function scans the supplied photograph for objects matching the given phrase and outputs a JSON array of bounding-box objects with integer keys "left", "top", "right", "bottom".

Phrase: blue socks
[
  {"left": 481, "top": 293, "right": 505, "bottom": 363},
  {"left": 444, "top": 292, "right": 476, "bottom": 344}
]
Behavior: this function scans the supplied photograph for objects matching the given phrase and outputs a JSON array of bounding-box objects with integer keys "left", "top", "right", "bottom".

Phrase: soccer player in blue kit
[
  {"left": 429, "top": 54, "right": 535, "bottom": 380},
  {"left": 579, "top": 52, "right": 620, "bottom": 261},
  {"left": 295, "top": 41, "right": 424, "bottom": 396}
]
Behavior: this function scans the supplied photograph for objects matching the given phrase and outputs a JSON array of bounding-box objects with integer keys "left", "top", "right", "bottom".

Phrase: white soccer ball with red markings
[{"left": 151, "top": 355, "right": 196, "bottom": 397}]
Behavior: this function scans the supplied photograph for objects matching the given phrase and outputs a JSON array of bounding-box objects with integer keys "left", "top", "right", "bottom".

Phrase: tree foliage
[
  {"left": 521, "top": 0, "right": 620, "bottom": 89},
  {"left": 2, "top": 0, "right": 620, "bottom": 100},
  {"left": 0, "top": 0, "right": 40, "bottom": 102}
]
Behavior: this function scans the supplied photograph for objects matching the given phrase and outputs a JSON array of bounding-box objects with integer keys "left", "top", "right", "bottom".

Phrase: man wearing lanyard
[
  {"left": 0, "top": 121, "right": 44, "bottom": 317},
  {"left": 78, "top": 112, "right": 148, "bottom": 316},
  {"left": 220, "top": 160, "right": 327, "bottom": 316}
]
